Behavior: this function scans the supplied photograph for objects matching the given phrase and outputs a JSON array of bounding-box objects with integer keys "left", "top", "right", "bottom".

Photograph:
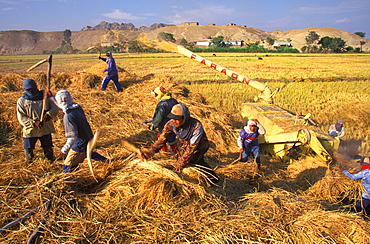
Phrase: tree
[
  {"left": 360, "top": 41, "right": 366, "bottom": 52},
  {"left": 266, "top": 37, "right": 275, "bottom": 48},
  {"left": 211, "top": 36, "right": 226, "bottom": 48},
  {"left": 318, "top": 36, "right": 346, "bottom": 53},
  {"left": 354, "top": 32, "right": 366, "bottom": 38},
  {"left": 127, "top": 40, "right": 143, "bottom": 52},
  {"left": 63, "top": 29, "right": 72, "bottom": 45},
  {"left": 305, "top": 31, "right": 320, "bottom": 45},
  {"left": 157, "top": 32, "right": 176, "bottom": 43}
]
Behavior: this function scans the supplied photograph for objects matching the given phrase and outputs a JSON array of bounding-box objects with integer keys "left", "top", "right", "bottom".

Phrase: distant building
[
  {"left": 208, "top": 23, "right": 216, "bottom": 26},
  {"left": 273, "top": 41, "right": 292, "bottom": 48},
  {"left": 225, "top": 40, "right": 244, "bottom": 46},
  {"left": 196, "top": 41, "right": 211, "bottom": 46},
  {"left": 181, "top": 22, "right": 199, "bottom": 26},
  {"left": 227, "top": 23, "right": 236, "bottom": 26}
]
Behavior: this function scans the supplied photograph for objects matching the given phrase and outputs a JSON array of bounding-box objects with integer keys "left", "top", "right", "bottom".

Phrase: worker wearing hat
[
  {"left": 98, "top": 51, "right": 122, "bottom": 92},
  {"left": 342, "top": 157, "right": 370, "bottom": 215},
  {"left": 328, "top": 120, "right": 346, "bottom": 138},
  {"left": 55, "top": 90, "right": 107, "bottom": 173},
  {"left": 147, "top": 86, "right": 179, "bottom": 155},
  {"left": 237, "top": 118, "right": 266, "bottom": 169},
  {"left": 16, "top": 78, "right": 59, "bottom": 163},
  {"left": 138, "top": 103, "right": 219, "bottom": 184}
]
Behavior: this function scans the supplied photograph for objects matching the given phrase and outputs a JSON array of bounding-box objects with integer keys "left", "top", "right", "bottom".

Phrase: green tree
[
  {"left": 211, "top": 36, "right": 226, "bottom": 48},
  {"left": 360, "top": 41, "right": 366, "bottom": 52},
  {"left": 354, "top": 32, "right": 366, "bottom": 38},
  {"left": 63, "top": 29, "right": 72, "bottom": 45},
  {"left": 266, "top": 37, "right": 275, "bottom": 48},
  {"left": 180, "top": 38, "right": 188, "bottom": 46},
  {"left": 305, "top": 31, "right": 320, "bottom": 45},
  {"left": 127, "top": 40, "right": 142, "bottom": 52},
  {"left": 318, "top": 36, "right": 346, "bottom": 53},
  {"left": 157, "top": 32, "right": 176, "bottom": 43}
]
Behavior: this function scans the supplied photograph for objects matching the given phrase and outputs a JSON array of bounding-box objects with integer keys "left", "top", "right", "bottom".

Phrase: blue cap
[{"left": 23, "top": 78, "right": 37, "bottom": 90}]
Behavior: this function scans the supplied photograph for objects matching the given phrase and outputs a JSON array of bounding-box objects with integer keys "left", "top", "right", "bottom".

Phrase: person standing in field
[
  {"left": 342, "top": 157, "right": 370, "bottom": 215},
  {"left": 328, "top": 120, "right": 346, "bottom": 138},
  {"left": 16, "top": 78, "right": 58, "bottom": 163},
  {"left": 138, "top": 103, "right": 219, "bottom": 183},
  {"left": 99, "top": 51, "right": 122, "bottom": 92},
  {"left": 237, "top": 118, "right": 266, "bottom": 169},
  {"left": 146, "top": 86, "right": 179, "bottom": 156},
  {"left": 54, "top": 90, "right": 107, "bottom": 173}
]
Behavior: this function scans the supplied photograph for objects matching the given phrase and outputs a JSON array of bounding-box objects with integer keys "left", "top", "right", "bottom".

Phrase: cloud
[
  {"left": 1, "top": 7, "right": 14, "bottom": 10},
  {"left": 102, "top": 9, "right": 145, "bottom": 21},
  {"left": 164, "top": 5, "right": 234, "bottom": 25},
  {"left": 335, "top": 17, "right": 350, "bottom": 24},
  {"left": 298, "top": 0, "right": 370, "bottom": 14}
]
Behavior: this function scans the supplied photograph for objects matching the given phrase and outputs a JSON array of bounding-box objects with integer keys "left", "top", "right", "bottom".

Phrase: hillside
[{"left": 0, "top": 24, "right": 369, "bottom": 55}]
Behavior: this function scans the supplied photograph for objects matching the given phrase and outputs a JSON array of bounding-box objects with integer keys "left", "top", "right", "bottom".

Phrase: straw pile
[{"left": 1, "top": 67, "right": 369, "bottom": 243}]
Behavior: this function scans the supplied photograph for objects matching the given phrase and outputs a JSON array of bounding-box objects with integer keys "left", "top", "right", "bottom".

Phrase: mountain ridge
[{"left": 0, "top": 22, "right": 369, "bottom": 55}]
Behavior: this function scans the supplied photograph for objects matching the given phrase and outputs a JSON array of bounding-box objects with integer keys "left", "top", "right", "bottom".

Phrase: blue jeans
[
  {"left": 101, "top": 74, "right": 122, "bottom": 92},
  {"left": 240, "top": 146, "right": 260, "bottom": 162}
]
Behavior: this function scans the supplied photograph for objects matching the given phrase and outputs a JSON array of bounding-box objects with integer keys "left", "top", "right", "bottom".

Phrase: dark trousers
[
  {"left": 101, "top": 74, "right": 122, "bottom": 92},
  {"left": 188, "top": 148, "right": 218, "bottom": 182},
  {"left": 355, "top": 198, "right": 370, "bottom": 215},
  {"left": 23, "top": 134, "right": 54, "bottom": 160}
]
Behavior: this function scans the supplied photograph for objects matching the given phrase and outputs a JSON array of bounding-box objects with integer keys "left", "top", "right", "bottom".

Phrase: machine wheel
[{"left": 297, "top": 129, "right": 310, "bottom": 145}]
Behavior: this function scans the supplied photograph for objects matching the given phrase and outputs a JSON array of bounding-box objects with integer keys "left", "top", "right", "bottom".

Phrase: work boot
[
  {"left": 24, "top": 149, "right": 34, "bottom": 163},
  {"left": 43, "top": 147, "right": 55, "bottom": 162},
  {"left": 255, "top": 157, "right": 261, "bottom": 170},
  {"left": 63, "top": 164, "right": 78, "bottom": 173}
]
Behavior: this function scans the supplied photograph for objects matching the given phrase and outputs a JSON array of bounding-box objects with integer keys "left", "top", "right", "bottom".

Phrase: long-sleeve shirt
[
  {"left": 149, "top": 119, "right": 209, "bottom": 167},
  {"left": 100, "top": 57, "right": 118, "bottom": 76},
  {"left": 328, "top": 124, "right": 345, "bottom": 138},
  {"left": 342, "top": 169, "right": 370, "bottom": 199},
  {"left": 63, "top": 105, "right": 93, "bottom": 153},
  {"left": 237, "top": 124, "right": 266, "bottom": 149},
  {"left": 151, "top": 97, "right": 178, "bottom": 132},
  {"left": 17, "top": 93, "right": 58, "bottom": 138}
]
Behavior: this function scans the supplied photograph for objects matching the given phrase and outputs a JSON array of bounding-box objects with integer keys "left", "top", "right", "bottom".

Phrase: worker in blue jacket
[
  {"left": 237, "top": 119, "right": 266, "bottom": 169},
  {"left": 342, "top": 157, "right": 370, "bottom": 215},
  {"left": 54, "top": 90, "right": 107, "bottom": 173},
  {"left": 99, "top": 51, "right": 122, "bottom": 92}
]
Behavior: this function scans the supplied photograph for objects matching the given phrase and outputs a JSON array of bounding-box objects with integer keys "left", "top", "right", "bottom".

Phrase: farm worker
[
  {"left": 146, "top": 86, "right": 179, "bottom": 155},
  {"left": 16, "top": 78, "right": 58, "bottom": 163},
  {"left": 237, "top": 119, "right": 266, "bottom": 169},
  {"left": 138, "top": 103, "right": 219, "bottom": 183},
  {"left": 54, "top": 90, "right": 107, "bottom": 173},
  {"left": 98, "top": 51, "right": 122, "bottom": 92},
  {"left": 341, "top": 157, "right": 370, "bottom": 215},
  {"left": 328, "top": 120, "right": 345, "bottom": 138}
]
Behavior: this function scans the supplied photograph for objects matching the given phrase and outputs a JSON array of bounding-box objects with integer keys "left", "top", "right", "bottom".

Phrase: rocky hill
[{"left": 0, "top": 22, "right": 369, "bottom": 55}]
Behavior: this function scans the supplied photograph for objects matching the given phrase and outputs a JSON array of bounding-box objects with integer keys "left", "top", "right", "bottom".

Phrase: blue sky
[{"left": 1, "top": 0, "right": 369, "bottom": 37}]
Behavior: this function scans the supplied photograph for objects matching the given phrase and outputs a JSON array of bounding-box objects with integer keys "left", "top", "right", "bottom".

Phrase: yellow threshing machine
[{"left": 173, "top": 45, "right": 339, "bottom": 163}]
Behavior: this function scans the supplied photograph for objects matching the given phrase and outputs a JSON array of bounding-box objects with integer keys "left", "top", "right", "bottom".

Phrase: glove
[
  {"left": 138, "top": 150, "right": 153, "bottom": 161},
  {"left": 43, "top": 113, "right": 51, "bottom": 122},
  {"left": 44, "top": 90, "right": 52, "bottom": 98},
  {"left": 34, "top": 120, "right": 42, "bottom": 128}
]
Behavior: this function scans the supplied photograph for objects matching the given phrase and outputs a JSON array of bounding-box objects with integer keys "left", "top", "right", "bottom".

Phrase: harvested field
[{"left": 1, "top": 53, "right": 370, "bottom": 243}]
